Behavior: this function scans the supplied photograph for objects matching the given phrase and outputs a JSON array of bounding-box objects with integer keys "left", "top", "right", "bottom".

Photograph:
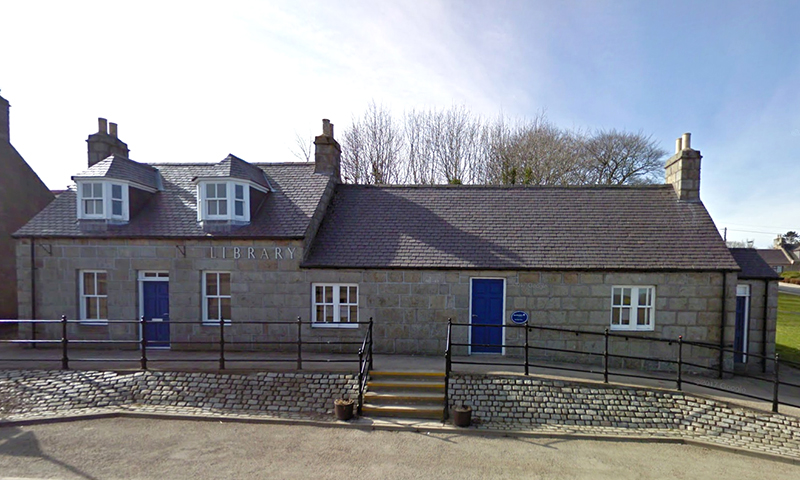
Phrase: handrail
[
  {"left": 446, "top": 321, "right": 796, "bottom": 414},
  {"left": 443, "top": 318, "right": 452, "bottom": 421},
  {"left": 357, "top": 317, "right": 374, "bottom": 416}
]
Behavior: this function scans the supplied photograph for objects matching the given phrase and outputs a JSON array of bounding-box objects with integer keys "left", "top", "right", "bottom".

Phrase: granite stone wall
[
  {"left": 449, "top": 373, "right": 800, "bottom": 457},
  {"left": 16, "top": 238, "right": 748, "bottom": 371},
  {"left": 0, "top": 369, "right": 357, "bottom": 416}
]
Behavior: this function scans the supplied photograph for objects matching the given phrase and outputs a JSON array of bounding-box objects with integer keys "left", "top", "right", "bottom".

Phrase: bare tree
[
  {"left": 291, "top": 132, "right": 314, "bottom": 162},
  {"left": 581, "top": 129, "right": 667, "bottom": 185},
  {"left": 341, "top": 101, "right": 403, "bottom": 184}
]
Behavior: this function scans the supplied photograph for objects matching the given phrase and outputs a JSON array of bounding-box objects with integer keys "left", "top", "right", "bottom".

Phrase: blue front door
[
  {"left": 471, "top": 279, "right": 504, "bottom": 354},
  {"left": 143, "top": 281, "right": 170, "bottom": 348}
]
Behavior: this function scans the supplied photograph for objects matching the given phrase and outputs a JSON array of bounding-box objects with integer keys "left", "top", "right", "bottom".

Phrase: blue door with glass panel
[
  {"left": 143, "top": 281, "right": 170, "bottom": 348},
  {"left": 471, "top": 279, "right": 504, "bottom": 353}
]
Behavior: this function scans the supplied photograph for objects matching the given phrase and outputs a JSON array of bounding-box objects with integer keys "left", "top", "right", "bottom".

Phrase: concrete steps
[{"left": 361, "top": 371, "right": 445, "bottom": 420}]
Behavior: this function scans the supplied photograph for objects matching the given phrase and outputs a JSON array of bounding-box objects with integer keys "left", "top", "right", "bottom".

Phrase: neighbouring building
[
  {"left": 756, "top": 240, "right": 799, "bottom": 274},
  {"left": 13, "top": 121, "right": 778, "bottom": 372},
  {"left": 0, "top": 92, "right": 54, "bottom": 319}
]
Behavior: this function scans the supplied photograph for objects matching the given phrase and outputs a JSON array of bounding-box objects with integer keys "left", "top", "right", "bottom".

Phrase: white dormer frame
[
  {"left": 195, "top": 178, "right": 268, "bottom": 223},
  {"left": 76, "top": 181, "right": 130, "bottom": 222}
]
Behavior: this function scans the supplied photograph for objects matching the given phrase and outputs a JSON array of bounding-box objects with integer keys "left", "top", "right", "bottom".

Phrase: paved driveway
[{"left": 1, "top": 418, "right": 798, "bottom": 479}]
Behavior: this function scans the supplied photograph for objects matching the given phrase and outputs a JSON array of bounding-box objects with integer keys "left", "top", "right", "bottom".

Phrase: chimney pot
[
  {"left": 675, "top": 138, "right": 682, "bottom": 153},
  {"left": 98, "top": 118, "right": 108, "bottom": 134},
  {"left": 682, "top": 132, "right": 691, "bottom": 150},
  {"left": 322, "top": 119, "right": 332, "bottom": 137},
  {"left": 109, "top": 122, "right": 118, "bottom": 138}
]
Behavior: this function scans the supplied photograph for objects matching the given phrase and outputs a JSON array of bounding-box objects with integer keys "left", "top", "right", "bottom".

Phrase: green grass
[{"left": 776, "top": 293, "right": 800, "bottom": 365}]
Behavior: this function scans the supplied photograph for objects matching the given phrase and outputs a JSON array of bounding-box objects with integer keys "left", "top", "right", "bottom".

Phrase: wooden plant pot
[
  {"left": 334, "top": 399, "right": 355, "bottom": 421},
  {"left": 452, "top": 406, "right": 472, "bottom": 427}
]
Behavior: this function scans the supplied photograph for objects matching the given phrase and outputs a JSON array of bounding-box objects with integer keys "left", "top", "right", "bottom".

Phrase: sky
[{"left": 0, "top": 0, "right": 797, "bottom": 247}]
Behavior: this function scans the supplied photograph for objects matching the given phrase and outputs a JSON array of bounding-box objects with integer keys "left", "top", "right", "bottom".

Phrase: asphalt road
[{"left": 1, "top": 418, "right": 798, "bottom": 480}]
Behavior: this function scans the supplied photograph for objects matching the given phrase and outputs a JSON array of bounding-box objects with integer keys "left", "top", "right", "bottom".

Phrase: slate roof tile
[
  {"left": 303, "top": 184, "right": 740, "bottom": 271},
  {"left": 15, "top": 162, "right": 329, "bottom": 238},
  {"left": 72, "top": 155, "right": 161, "bottom": 190},
  {"left": 729, "top": 248, "right": 781, "bottom": 279}
]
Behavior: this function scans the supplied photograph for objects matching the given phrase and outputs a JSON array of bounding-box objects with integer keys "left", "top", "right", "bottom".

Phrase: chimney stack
[
  {"left": 665, "top": 132, "right": 701, "bottom": 202},
  {"left": 87, "top": 117, "right": 129, "bottom": 167},
  {"left": 314, "top": 118, "right": 341, "bottom": 182},
  {"left": 0, "top": 91, "right": 9, "bottom": 144}
]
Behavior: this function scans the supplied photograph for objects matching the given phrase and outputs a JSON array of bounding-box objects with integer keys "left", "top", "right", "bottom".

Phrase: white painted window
[
  {"left": 610, "top": 286, "right": 655, "bottom": 331},
  {"left": 312, "top": 284, "right": 358, "bottom": 327},
  {"left": 203, "top": 271, "right": 231, "bottom": 324},
  {"left": 197, "top": 181, "right": 252, "bottom": 222},
  {"left": 80, "top": 270, "right": 108, "bottom": 324},
  {"left": 205, "top": 183, "right": 228, "bottom": 218},
  {"left": 81, "top": 182, "right": 104, "bottom": 217},
  {"left": 77, "top": 181, "right": 129, "bottom": 221}
]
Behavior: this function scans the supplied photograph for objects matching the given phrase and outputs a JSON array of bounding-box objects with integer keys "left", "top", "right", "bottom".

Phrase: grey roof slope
[
  {"left": 303, "top": 184, "right": 740, "bottom": 271},
  {"left": 15, "top": 162, "right": 329, "bottom": 238},
  {"left": 72, "top": 154, "right": 161, "bottom": 190},
  {"left": 755, "top": 249, "right": 793, "bottom": 267},
  {"left": 192, "top": 154, "right": 271, "bottom": 190},
  {"left": 729, "top": 249, "right": 781, "bottom": 279}
]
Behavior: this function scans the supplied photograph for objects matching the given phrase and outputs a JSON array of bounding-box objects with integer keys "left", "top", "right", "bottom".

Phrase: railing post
[
  {"left": 524, "top": 325, "right": 529, "bottom": 376},
  {"left": 676, "top": 335, "right": 683, "bottom": 391},
  {"left": 296, "top": 316, "right": 303, "bottom": 370},
  {"left": 603, "top": 328, "right": 609, "bottom": 384},
  {"left": 443, "top": 318, "right": 452, "bottom": 421},
  {"left": 61, "top": 315, "right": 69, "bottom": 370},
  {"left": 219, "top": 317, "right": 225, "bottom": 370},
  {"left": 368, "top": 317, "right": 374, "bottom": 371},
  {"left": 140, "top": 316, "right": 148, "bottom": 370},
  {"left": 772, "top": 353, "right": 780, "bottom": 413},
  {"left": 357, "top": 350, "right": 364, "bottom": 416}
]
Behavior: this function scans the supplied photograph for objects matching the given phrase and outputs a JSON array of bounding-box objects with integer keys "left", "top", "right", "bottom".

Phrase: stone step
[
  {"left": 361, "top": 403, "right": 444, "bottom": 420},
  {"left": 363, "top": 391, "right": 444, "bottom": 405},
  {"left": 369, "top": 371, "right": 445, "bottom": 379},
  {"left": 366, "top": 380, "right": 445, "bottom": 392}
]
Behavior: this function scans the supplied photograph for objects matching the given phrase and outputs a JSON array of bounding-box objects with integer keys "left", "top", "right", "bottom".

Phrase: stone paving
[{"left": 1, "top": 368, "right": 799, "bottom": 463}]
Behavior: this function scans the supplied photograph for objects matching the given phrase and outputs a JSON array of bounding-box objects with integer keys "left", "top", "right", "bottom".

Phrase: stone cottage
[
  {"left": 13, "top": 121, "right": 777, "bottom": 372},
  {"left": 0, "top": 92, "right": 54, "bottom": 319}
]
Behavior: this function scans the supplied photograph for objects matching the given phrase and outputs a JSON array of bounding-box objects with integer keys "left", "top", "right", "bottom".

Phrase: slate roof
[
  {"left": 755, "top": 249, "right": 793, "bottom": 267},
  {"left": 303, "top": 184, "right": 740, "bottom": 271},
  {"left": 15, "top": 162, "right": 329, "bottom": 239},
  {"left": 192, "top": 154, "right": 271, "bottom": 190},
  {"left": 729, "top": 248, "right": 781, "bottom": 279},
  {"left": 72, "top": 155, "right": 161, "bottom": 191}
]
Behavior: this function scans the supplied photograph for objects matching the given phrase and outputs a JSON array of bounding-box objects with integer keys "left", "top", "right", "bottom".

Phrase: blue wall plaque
[{"left": 510, "top": 311, "right": 528, "bottom": 325}]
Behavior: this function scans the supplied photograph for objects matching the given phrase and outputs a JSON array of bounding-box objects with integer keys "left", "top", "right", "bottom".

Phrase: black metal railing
[
  {"left": 0, "top": 316, "right": 372, "bottom": 372},
  {"left": 357, "top": 318, "right": 374, "bottom": 415},
  {"left": 445, "top": 321, "right": 800, "bottom": 413}
]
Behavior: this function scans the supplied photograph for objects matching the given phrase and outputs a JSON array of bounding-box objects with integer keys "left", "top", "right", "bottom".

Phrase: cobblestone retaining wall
[
  {"left": 450, "top": 373, "right": 800, "bottom": 453},
  {"left": 0, "top": 370, "right": 358, "bottom": 417}
]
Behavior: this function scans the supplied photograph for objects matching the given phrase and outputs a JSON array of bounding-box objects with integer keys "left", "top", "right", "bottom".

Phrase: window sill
[
  {"left": 202, "top": 321, "right": 232, "bottom": 327},
  {"left": 311, "top": 322, "right": 360, "bottom": 329},
  {"left": 609, "top": 325, "right": 654, "bottom": 332},
  {"left": 80, "top": 321, "right": 108, "bottom": 326}
]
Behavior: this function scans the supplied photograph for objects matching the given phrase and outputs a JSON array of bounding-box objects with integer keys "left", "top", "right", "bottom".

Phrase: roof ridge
[{"left": 336, "top": 183, "right": 673, "bottom": 190}]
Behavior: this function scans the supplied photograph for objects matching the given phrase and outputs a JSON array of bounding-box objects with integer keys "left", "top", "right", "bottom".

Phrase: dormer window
[
  {"left": 197, "top": 181, "right": 256, "bottom": 223},
  {"left": 77, "top": 181, "right": 129, "bottom": 222}
]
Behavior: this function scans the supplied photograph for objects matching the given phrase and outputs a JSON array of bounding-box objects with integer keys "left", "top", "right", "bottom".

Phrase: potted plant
[
  {"left": 334, "top": 396, "right": 355, "bottom": 421},
  {"left": 452, "top": 404, "right": 471, "bottom": 427}
]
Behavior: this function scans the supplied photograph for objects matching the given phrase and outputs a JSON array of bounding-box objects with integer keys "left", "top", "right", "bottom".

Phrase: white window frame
[
  {"left": 79, "top": 270, "right": 108, "bottom": 325},
  {"left": 311, "top": 283, "right": 359, "bottom": 328},
  {"left": 196, "top": 181, "right": 252, "bottom": 222},
  {"left": 79, "top": 182, "right": 104, "bottom": 218},
  {"left": 76, "top": 181, "right": 129, "bottom": 221},
  {"left": 202, "top": 271, "right": 232, "bottom": 325},
  {"left": 610, "top": 285, "right": 655, "bottom": 331}
]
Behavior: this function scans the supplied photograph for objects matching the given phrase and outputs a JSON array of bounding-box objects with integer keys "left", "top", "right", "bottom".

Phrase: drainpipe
[
  {"left": 718, "top": 271, "right": 727, "bottom": 378},
  {"left": 761, "top": 280, "right": 769, "bottom": 374},
  {"left": 30, "top": 237, "right": 37, "bottom": 347}
]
